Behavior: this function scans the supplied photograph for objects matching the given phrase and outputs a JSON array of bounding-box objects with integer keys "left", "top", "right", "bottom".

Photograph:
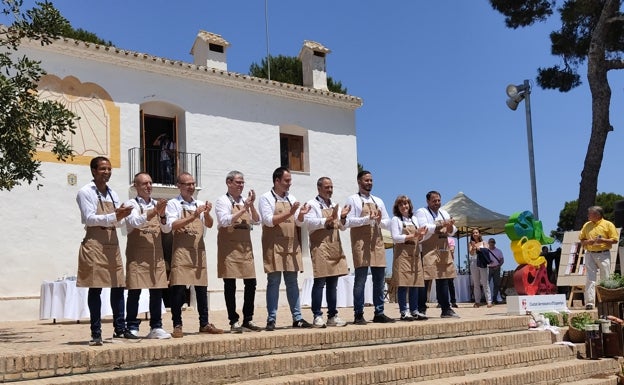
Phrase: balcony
[{"left": 127, "top": 147, "right": 201, "bottom": 187}]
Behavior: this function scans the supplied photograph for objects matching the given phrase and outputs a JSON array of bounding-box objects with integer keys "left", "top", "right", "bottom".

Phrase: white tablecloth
[
  {"left": 301, "top": 275, "right": 373, "bottom": 308},
  {"left": 428, "top": 275, "right": 472, "bottom": 303},
  {"left": 39, "top": 280, "right": 163, "bottom": 321}
]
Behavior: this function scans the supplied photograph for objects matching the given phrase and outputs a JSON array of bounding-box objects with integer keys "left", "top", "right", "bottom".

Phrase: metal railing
[{"left": 128, "top": 147, "right": 201, "bottom": 186}]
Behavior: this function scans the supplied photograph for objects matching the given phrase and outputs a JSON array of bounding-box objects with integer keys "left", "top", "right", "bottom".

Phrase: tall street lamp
[{"left": 506, "top": 79, "right": 539, "bottom": 220}]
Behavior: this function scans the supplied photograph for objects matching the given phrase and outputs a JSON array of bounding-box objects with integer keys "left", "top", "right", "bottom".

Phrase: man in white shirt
[
  {"left": 303, "top": 177, "right": 350, "bottom": 328},
  {"left": 76, "top": 156, "right": 132, "bottom": 346},
  {"left": 344, "top": 170, "right": 393, "bottom": 325},
  {"left": 415, "top": 191, "right": 460, "bottom": 318},
  {"left": 123, "top": 172, "right": 171, "bottom": 339},
  {"left": 486, "top": 238, "right": 505, "bottom": 304},
  {"left": 259, "top": 167, "right": 312, "bottom": 331},
  {"left": 165, "top": 172, "right": 224, "bottom": 337},
  {"left": 215, "top": 170, "right": 263, "bottom": 332}
]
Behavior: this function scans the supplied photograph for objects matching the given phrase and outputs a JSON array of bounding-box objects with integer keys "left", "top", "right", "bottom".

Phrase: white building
[{"left": 0, "top": 32, "right": 362, "bottom": 321}]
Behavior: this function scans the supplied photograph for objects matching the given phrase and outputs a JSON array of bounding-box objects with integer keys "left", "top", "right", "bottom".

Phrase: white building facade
[{"left": 0, "top": 33, "right": 362, "bottom": 321}]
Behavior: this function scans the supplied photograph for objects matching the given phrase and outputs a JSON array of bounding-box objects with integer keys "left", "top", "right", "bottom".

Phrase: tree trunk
[{"left": 573, "top": 0, "right": 617, "bottom": 230}]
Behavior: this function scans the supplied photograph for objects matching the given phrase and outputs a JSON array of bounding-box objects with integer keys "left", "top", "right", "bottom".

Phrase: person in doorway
[
  {"left": 580, "top": 206, "right": 618, "bottom": 310},
  {"left": 389, "top": 195, "right": 428, "bottom": 321},
  {"left": 303, "top": 177, "right": 350, "bottom": 328},
  {"left": 165, "top": 172, "right": 224, "bottom": 337},
  {"left": 259, "top": 167, "right": 312, "bottom": 331},
  {"left": 468, "top": 228, "right": 491, "bottom": 308},
  {"left": 153, "top": 133, "right": 175, "bottom": 184},
  {"left": 486, "top": 238, "right": 504, "bottom": 304},
  {"left": 416, "top": 191, "right": 460, "bottom": 318},
  {"left": 123, "top": 172, "right": 171, "bottom": 339},
  {"left": 76, "top": 156, "right": 132, "bottom": 346},
  {"left": 215, "top": 171, "right": 263, "bottom": 333},
  {"left": 345, "top": 170, "right": 393, "bottom": 325}
]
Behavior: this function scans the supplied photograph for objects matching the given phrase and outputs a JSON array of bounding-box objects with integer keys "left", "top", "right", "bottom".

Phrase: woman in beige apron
[
  {"left": 76, "top": 156, "right": 131, "bottom": 345},
  {"left": 389, "top": 195, "right": 428, "bottom": 321}
]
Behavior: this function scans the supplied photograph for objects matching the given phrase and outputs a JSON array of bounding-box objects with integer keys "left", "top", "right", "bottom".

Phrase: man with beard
[
  {"left": 259, "top": 167, "right": 312, "bottom": 331},
  {"left": 345, "top": 170, "right": 393, "bottom": 325},
  {"left": 415, "top": 191, "right": 460, "bottom": 318},
  {"left": 76, "top": 156, "right": 132, "bottom": 345},
  {"left": 123, "top": 172, "right": 172, "bottom": 339}
]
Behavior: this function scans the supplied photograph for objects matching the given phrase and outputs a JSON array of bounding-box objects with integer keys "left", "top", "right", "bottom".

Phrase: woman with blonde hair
[
  {"left": 390, "top": 195, "right": 428, "bottom": 321},
  {"left": 469, "top": 228, "right": 492, "bottom": 307}
]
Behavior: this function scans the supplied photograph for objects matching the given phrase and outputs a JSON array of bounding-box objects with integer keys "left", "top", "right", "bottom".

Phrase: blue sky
[{"left": 5, "top": 1, "right": 623, "bottom": 271}]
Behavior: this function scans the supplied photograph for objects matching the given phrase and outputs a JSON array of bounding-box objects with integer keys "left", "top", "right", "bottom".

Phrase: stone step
[
  {"left": 1, "top": 316, "right": 532, "bottom": 382},
  {"left": 412, "top": 359, "right": 621, "bottom": 385},
  {"left": 14, "top": 338, "right": 581, "bottom": 385},
  {"left": 559, "top": 375, "right": 620, "bottom": 385}
]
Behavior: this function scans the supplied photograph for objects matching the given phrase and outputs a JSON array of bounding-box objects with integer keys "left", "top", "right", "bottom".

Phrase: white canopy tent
[{"left": 441, "top": 191, "right": 509, "bottom": 267}]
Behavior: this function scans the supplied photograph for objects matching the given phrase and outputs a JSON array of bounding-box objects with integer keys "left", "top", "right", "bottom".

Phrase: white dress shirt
[
  {"left": 259, "top": 189, "right": 304, "bottom": 227},
  {"left": 215, "top": 193, "right": 260, "bottom": 228},
  {"left": 124, "top": 196, "right": 171, "bottom": 234},
  {"left": 344, "top": 192, "right": 391, "bottom": 230},
  {"left": 415, "top": 207, "right": 457, "bottom": 242},
  {"left": 76, "top": 181, "right": 122, "bottom": 228}
]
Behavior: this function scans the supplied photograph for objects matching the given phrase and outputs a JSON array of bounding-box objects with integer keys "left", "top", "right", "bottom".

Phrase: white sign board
[{"left": 507, "top": 294, "right": 568, "bottom": 315}]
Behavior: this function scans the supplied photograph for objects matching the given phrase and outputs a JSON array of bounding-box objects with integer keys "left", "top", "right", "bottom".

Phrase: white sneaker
[
  {"left": 146, "top": 328, "right": 172, "bottom": 339},
  {"left": 327, "top": 316, "right": 347, "bottom": 327},
  {"left": 230, "top": 321, "right": 243, "bottom": 333},
  {"left": 313, "top": 315, "right": 327, "bottom": 328}
]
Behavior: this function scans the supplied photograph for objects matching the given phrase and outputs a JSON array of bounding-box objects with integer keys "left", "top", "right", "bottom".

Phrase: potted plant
[
  {"left": 568, "top": 312, "right": 594, "bottom": 343},
  {"left": 597, "top": 273, "right": 624, "bottom": 302}
]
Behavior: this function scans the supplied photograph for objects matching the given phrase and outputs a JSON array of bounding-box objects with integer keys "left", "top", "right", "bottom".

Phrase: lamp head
[
  {"left": 506, "top": 82, "right": 530, "bottom": 98},
  {"left": 506, "top": 93, "right": 525, "bottom": 111}
]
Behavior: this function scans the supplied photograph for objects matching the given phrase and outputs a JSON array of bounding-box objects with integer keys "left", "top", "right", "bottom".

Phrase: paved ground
[{"left": 0, "top": 302, "right": 514, "bottom": 355}]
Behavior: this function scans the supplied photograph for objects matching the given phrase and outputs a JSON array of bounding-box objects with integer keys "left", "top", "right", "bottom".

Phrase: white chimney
[
  {"left": 190, "top": 30, "right": 230, "bottom": 71},
  {"left": 298, "top": 40, "right": 330, "bottom": 90}
]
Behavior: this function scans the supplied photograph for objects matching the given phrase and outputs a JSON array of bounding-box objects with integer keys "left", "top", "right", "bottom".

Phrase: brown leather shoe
[
  {"left": 172, "top": 325, "right": 183, "bottom": 338},
  {"left": 199, "top": 323, "right": 224, "bottom": 334}
]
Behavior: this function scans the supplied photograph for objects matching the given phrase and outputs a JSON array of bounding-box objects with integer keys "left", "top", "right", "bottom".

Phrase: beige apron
[
  {"left": 391, "top": 220, "right": 424, "bottom": 287},
  {"left": 125, "top": 203, "right": 168, "bottom": 289},
  {"left": 309, "top": 206, "right": 348, "bottom": 278},
  {"left": 77, "top": 200, "right": 125, "bottom": 288},
  {"left": 422, "top": 231, "right": 456, "bottom": 280},
  {"left": 217, "top": 204, "right": 256, "bottom": 279},
  {"left": 169, "top": 209, "right": 208, "bottom": 286},
  {"left": 350, "top": 201, "right": 385, "bottom": 268},
  {"left": 262, "top": 200, "right": 303, "bottom": 273}
]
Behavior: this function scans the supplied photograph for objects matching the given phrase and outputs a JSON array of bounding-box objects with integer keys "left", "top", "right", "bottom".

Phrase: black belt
[{"left": 588, "top": 250, "right": 610, "bottom": 253}]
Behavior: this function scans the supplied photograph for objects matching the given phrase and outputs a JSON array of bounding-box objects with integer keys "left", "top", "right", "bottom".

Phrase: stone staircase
[{"left": 4, "top": 314, "right": 621, "bottom": 385}]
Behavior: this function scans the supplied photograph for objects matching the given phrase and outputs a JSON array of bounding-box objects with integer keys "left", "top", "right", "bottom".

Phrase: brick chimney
[
  {"left": 190, "top": 30, "right": 230, "bottom": 71},
  {"left": 298, "top": 40, "right": 330, "bottom": 90}
]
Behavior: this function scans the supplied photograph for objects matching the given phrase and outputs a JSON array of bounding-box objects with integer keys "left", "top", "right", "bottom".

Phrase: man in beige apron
[
  {"left": 215, "top": 171, "right": 262, "bottom": 333},
  {"left": 344, "top": 170, "right": 392, "bottom": 325},
  {"left": 415, "top": 191, "right": 459, "bottom": 318},
  {"left": 165, "top": 172, "right": 224, "bottom": 338},
  {"left": 76, "top": 156, "right": 132, "bottom": 346},
  {"left": 303, "top": 177, "right": 350, "bottom": 328},
  {"left": 259, "top": 167, "right": 312, "bottom": 331},
  {"left": 123, "top": 172, "right": 171, "bottom": 339}
]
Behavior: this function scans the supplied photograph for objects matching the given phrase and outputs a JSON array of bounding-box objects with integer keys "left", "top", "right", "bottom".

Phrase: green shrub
[
  {"left": 543, "top": 312, "right": 561, "bottom": 327},
  {"left": 570, "top": 312, "right": 593, "bottom": 330},
  {"left": 598, "top": 273, "right": 624, "bottom": 288}
]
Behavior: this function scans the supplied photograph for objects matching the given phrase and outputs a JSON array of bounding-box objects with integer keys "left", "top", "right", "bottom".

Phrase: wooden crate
[{"left": 597, "top": 301, "right": 624, "bottom": 319}]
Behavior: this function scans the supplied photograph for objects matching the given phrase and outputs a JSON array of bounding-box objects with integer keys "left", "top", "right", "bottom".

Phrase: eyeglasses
[{"left": 179, "top": 182, "right": 196, "bottom": 186}]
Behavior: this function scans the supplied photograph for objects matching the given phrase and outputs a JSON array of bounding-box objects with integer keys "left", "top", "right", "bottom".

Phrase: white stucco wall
[{"left": 0, "top": 42, "right": 360, "bottom": 321}]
